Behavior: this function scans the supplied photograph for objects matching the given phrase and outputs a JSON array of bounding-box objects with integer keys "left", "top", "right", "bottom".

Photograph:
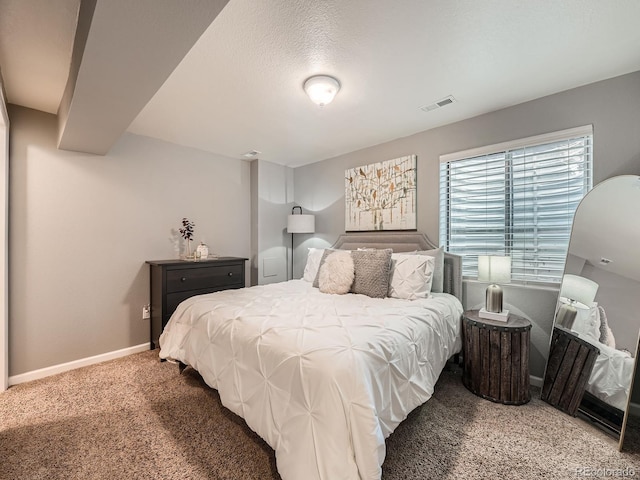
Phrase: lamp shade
[
  {"left": 287, "top": 214, "right": 315, "bottom": 234},
  {"left": 303, "top": 75, "right": 340, "bottom": 106},
  {"left": 560, "top": 274, "right": 598, "bottom": 307},
  {"left": 477, "top": 255, "right": 511, "bottom": 284}
]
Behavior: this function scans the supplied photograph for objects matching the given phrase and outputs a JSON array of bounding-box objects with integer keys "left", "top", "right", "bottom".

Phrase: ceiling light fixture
[{"left": 303, "top": 75, "right": 341, "bottom": 107}]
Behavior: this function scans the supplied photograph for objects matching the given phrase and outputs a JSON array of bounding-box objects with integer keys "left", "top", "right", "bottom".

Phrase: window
[{"left": 439, "top": 126, "right": 592, "bottom": 284}]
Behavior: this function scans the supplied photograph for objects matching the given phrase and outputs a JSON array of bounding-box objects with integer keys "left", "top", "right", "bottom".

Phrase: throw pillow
[
  {"left": 598, "top": 305, "right": 616, "bottom": 349},
  {"left": 313, "top": 249, "right": 335, "bottom": 287},
  {"left": 567, "top": 301, "right": 600, "bottom": 342},
  {"left": 411, "top": 247, "right": 445, "bottom": 293},
  {"left": 318, "top": 251, "right": 355, "bottom": 294},
  {"left": 303, "top": 248, "right": 325, "bottom": 282},
  {"left": 350, "top": 248, "right": 392, "bottom": 298},
  {"left": 388, "top": 254, "right": 434, "bottom": 300}
]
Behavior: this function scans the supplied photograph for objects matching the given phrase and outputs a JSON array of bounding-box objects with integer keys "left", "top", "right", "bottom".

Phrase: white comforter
[
  {"left": 159, "top": 280, "right": 463, "bottom": 480},
  {"left": 575, "top": 331, "right": 635, "bottom": 411}
]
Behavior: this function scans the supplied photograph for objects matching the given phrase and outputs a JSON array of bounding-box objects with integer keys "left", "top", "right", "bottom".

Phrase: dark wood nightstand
[
  {"left": 462, "top": 309, "right": 532, "bottom": 405},
  {"left": 541, "top": 325, "right": 600, "bottom": 416},
  {"left": 146, "top": 257, "right": 247, "bottom": 349}
]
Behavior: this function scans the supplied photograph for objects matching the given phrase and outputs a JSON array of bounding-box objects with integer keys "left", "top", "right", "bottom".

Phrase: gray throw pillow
[
  {"left": 350, "top": 249, "right": 392, "bottom": 298},
  {"left": 414, "top": 248, "right": 444, "bottom": 293}
]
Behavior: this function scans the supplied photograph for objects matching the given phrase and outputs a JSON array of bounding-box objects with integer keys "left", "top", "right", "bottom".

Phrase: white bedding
[
  {"left": 575, "top": 331, "right": 635, "bottom": 411},
  {"left": 159, "top": 279, "right": 463, "bottom": 480}
]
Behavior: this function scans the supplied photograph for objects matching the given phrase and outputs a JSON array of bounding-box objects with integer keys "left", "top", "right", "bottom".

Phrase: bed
[
  {"left": 585, "top": 339, "right": 634, "bottom": 411},
  {"left": 159, "top": 232, "right": 463, "bottom": 480},
  {"left": 565, "top": 301, "right": 635, "bottom": 411}
]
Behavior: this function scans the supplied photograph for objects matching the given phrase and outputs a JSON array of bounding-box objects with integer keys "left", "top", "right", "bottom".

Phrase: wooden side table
[
  {"left": 541, "top": 326, "right": 599, "bottom": 416},
  {"left": 462, "top": 309, "right": 532, "bottom": 405}
]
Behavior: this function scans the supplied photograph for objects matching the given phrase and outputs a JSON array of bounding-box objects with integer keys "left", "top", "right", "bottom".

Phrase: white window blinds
[{"left": 439, "top": 126, "right": 593, "bottom": 284}]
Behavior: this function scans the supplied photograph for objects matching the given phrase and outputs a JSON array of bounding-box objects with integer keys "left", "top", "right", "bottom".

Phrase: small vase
[{"left": 186, "top": 240, "right": 192, "bottom": 260}]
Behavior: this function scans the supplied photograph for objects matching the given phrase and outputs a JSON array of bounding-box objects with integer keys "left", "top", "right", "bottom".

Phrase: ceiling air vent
[{"left": 420, "top": 95, "right": 456, "bottom": 112}]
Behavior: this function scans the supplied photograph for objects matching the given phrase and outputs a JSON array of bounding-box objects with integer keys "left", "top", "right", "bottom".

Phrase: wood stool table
[
  {"left": 462, "top": 309, "right": 532, "bottom": 405},
  {"left": 541, "top": 325, "right": 599, "bottom": 416}
]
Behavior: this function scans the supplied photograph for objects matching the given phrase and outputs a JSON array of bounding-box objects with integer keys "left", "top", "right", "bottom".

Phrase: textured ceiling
[
  {"left": 128, "top": 0, "right": 640, "bottom": 166},
  {"left": 2, "top": 0, "right": 640, "bottom": 166}
]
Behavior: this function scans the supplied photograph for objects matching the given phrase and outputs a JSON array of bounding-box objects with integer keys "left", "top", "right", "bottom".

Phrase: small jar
[{"left": 196, "top": 242, "right": 209, "bottom": 259}]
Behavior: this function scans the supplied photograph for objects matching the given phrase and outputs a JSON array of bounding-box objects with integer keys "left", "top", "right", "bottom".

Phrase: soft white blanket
[{"left": 159, "top": 280, "right": 462, "bottom": 480}]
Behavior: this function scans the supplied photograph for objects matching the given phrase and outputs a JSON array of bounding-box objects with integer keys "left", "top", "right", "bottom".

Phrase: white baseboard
[
  {"left": 530, "top": 375, "right": 543, "bottom": 388},
  {"left": 8, "top": 343, "right": 150, "bottom": 386}
]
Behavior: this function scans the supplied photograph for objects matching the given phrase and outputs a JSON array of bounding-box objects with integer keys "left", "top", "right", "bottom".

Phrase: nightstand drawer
[{"left": 166, "top": 264, "right": 243, "bottom": 293}]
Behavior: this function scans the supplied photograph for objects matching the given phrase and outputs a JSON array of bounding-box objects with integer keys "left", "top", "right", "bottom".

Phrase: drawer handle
[
  {"left": 228, "top": 272, "right": 233, "bottom": 277},
  {"left": 181, "top": 277, "right": 187, "bottom": 282}
]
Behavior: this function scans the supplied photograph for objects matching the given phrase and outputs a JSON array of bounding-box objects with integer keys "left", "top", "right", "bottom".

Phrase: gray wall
[
  {"left": 9, "top": 105, "right": 251, "bottom": 376},
  {"left": 250, "top": 159, "right": 294, "bottom": 285},
  {"left": 293, "top": 71, "right": 640, "bottom": 378}
]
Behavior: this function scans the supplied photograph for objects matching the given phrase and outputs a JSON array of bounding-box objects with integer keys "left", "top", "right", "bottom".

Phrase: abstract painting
[{"left": 345, "top": 155, "right": 417, "bottom": 231}]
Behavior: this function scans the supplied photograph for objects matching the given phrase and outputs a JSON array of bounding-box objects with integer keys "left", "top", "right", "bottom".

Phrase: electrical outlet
[{"left": 142, "top": 305, "right": 151, "bottom": 320}]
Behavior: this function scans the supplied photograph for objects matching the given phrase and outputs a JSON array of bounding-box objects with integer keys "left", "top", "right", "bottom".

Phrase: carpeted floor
[{"left": 1, "top": 350, "right": 639, "bottom": 480}]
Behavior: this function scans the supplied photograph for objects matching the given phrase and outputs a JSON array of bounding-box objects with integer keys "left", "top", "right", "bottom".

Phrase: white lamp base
[{"left": 479, "top": 308, "right": 510, "bottom": 322}]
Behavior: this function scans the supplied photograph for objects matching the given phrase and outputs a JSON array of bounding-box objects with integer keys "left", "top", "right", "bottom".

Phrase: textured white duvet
[
  {"left": 159, "top": 280, "right": 463, "bottom": 480},
  {"left": 575, "top": 331, "right": 635, "bottom": 411}
]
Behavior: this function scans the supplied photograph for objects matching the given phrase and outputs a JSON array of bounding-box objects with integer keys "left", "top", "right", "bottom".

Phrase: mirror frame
[{"left": 542, "top": 174, "right": 640, "bottom": 450}]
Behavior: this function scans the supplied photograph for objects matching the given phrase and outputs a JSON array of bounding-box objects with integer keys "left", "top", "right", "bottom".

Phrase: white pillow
[
  {"left": 318, "top": 251, "right": 355, "bottom": 295},
  {"left": 303, "top": 248, "right": 325, "bottom": 282},
  {"left": 388, "top": 253, "right": 434, "bottom": 300},
  {"left": 409, "top": 248, "right": 444, "bottom": 293},
  {"left": 567, "top": 300, "right": 600, "bottom": 341}
]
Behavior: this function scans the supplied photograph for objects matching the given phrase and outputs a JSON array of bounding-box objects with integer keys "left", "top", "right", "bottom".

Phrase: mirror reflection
[{"left": 542, "top": 175, "right": 640, "bottom": 448}]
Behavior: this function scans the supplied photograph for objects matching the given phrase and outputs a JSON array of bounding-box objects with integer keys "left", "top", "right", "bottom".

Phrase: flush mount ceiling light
[{"left": 303, "top": 75, "right": 341, "bottom": 107}]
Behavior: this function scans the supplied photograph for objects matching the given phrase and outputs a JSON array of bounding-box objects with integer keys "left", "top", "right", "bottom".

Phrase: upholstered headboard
[{"left": 330, "top": 231, "right": 462, "bottom": 302}]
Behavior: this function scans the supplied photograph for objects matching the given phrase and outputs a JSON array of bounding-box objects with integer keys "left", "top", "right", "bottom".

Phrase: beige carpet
[{"left": 1, "top": 350, "right": 639, "bottom": 479}]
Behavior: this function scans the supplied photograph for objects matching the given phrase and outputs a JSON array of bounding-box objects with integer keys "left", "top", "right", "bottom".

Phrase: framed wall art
[{"left": 345, "top": 154, "right": 417, "bottom": 231}]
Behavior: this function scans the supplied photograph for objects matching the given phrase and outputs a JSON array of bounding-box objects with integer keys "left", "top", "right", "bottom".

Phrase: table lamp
[
  {"left": 555, "top": 274, "right": 599, "bottom": 330},
  {"left": 478, "top": 255, "right": 511, "bottom": 321}
]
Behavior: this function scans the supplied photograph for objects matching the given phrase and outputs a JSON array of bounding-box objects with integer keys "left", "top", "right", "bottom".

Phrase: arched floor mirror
[{"left": 541, "top": 175, "right": 640, "bottom": 451}]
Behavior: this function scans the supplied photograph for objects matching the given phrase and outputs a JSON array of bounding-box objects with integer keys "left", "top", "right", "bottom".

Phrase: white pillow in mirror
[
  {"left": 303, "top": 248, "right": 325, "bottom": 282},
  {"left": 388, "top": 254, "right": 434, "bottom": 300},
  {"left": 567, "top": 299, "right": 600, "bottom": 342}
]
